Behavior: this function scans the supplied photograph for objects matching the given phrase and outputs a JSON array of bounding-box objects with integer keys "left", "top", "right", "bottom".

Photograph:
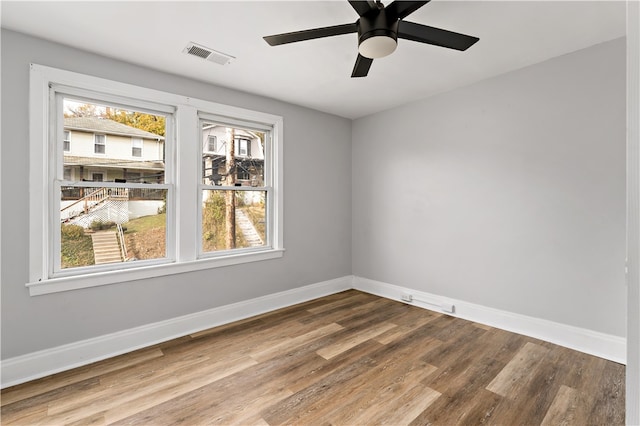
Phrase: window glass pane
[
  {"left": 63, "top": 99, "right": 166, "bottom": 184},
  {"left": 202, "top": 189, "right": 266, "bottom": 253},
  {"left": 60, "top": 185, "right": 167, "bottom": 269},
  {"left": 63, "top": 131, "right": 71, "bottom": 151},
  {"left": 201, "top": 121, "right": 264, "bottom": 187},
  {"left": 94, "top": 135, "right": 105, "bottom": 154},
  {"left": 207, "top": 136, "right": 217, "bottom": 152},
  {"left": 132, "top": 137, "right": 143, "bottom": 157}
]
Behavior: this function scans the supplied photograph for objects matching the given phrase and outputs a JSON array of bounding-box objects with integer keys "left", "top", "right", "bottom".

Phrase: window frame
[
  {"left": 51, "top": 89, "right": 175, "bottom": 279},
  {"left": 207, "top": 135, "right": 217, "bottom": 152},
  {"left": 131, "top": 137, "right": 143, "bottom": 157},
  {"left": 235, "top": 137, "right": 250, "bottom": 157},
  {"left": 63, "top": 130, "right": 70, "bottom": 151},
  {"left": 28, "top": 64, "right": 284, "bottom": 296},
  {"left": 198, "top": 115, "right": 271, "bottom": 257},
  {"left": 93, "top": 134, "right": 106, "bottom": 154}
]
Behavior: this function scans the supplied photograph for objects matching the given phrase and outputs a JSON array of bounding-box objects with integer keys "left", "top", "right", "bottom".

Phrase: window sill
[{"left": 26, "top": 249, "right": 285, "bottom": 296}]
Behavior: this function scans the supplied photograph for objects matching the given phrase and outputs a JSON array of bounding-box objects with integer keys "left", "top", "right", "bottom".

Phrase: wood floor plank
[
  {"left": 305, "top": 290, "right": 376, "bottom": 314},
  {"left": 485, "top": 341, "right": 549, "bottom": 398},
  {"left": 249, "top": 322, "right": 343, "bottom": 362},
  {"left": 280, "top": 340, "right": 385, "bottom": 395},
  {"left": 422, "top": 324, "right": 493, "bottom": 393},
  {"left": 373, "top": 305, "right": 441, "bottom": 345},
  {"left": 264, "top": 331, "right": 438, "bottom": 425},
  {"left": 299, "top": 297, "right": 390, "bottom": 326},
  {"left": 327, "top": 360, "right": 438, "bottom": 424},
  {"left": 1, "top": 290, "right": 625, "bottom": 426},
  {"left": 107, "top": 356, "right": 258, "bottom": 424},
  {"left": 316, "top": 321, "right": 397, "bottom": 359},
  {"left": 541, "top": 385, "right": 579, "bottom": 426},
  {"left": 1, "top": 378, "right": 101, "bottom": 425},
  {"left": 0, "top": 347, "right": 163, "bottom": 407},
  {"left": 365, "top": 383, "right": 442, "bottom": 425},
  {"left": 586, "top": 359, "right": 626, "bottom": 425},
  {"left": 260, "top": 350, "right": 380, "bottom": 425}
]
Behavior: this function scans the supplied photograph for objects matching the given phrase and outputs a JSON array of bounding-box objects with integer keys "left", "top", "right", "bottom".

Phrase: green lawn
[{"left": 125, "top": 213, "right": 166, "bottom": 233}]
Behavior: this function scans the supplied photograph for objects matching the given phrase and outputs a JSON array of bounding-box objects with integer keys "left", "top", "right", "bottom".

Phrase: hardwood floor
[{"left": 1, "top": 290, "right": 625, "bottom": 425}]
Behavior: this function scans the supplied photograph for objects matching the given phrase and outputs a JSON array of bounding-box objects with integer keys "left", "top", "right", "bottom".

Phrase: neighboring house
[
  {"left": 63, "top": 116, "right": 165, "bottom": 184},
  {"left": 201, "top": 124, "right": 264, "bottom": 186},
  {"left": 61, "top": 117, "right": 166, "bottom": 225}
]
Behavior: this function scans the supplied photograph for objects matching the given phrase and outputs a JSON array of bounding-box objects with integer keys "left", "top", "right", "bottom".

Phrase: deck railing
[
  {"left": 61, "top": 186, "right": 163, "bottom": 201},
  {"left": 61, "top": 187, "right": 129, "bottom": 222}
]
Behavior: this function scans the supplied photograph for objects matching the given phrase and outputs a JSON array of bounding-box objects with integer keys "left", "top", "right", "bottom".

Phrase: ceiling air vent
[{"left": 183, "top": 42, "right": 234, "bottom": 65}]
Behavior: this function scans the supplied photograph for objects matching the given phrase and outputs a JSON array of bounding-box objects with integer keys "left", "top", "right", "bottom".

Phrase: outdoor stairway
[
  {"left": 235, "top": 209, "right": 263, "bottom": 247},
  {"left": 91, "top": 231, "right": 123, "bottom": 264}
]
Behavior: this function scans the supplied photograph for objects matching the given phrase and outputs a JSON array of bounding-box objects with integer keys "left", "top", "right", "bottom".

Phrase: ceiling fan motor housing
[{"left": 357, "top": 8, "right": 399, "bottom": 58}]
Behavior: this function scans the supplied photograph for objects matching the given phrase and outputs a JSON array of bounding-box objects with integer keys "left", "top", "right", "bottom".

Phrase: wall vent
[{"left": 183, "top": 42, "right": 234, "bottom": 65}]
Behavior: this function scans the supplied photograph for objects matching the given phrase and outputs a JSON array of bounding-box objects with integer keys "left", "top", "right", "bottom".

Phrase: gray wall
[
  {"left": 0, "top": 30, "right": 352, "bottom": 359},
  {"left": 352, "top": 38, "right": 627, "bottom": 337},
  {"left": 0, "top": 29, "right": 628, "bottom": 361}
]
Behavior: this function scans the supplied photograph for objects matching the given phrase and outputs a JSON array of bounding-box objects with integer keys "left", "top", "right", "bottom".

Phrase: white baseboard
[
  {"left": 0, "top": 276, "right": 352, "bottom": 389},
  {"left": 2, "top": 274, "right": 626, "bottom": 389},
  {"left": 353, "top": 276, "right": 626, "bottom": 364}
]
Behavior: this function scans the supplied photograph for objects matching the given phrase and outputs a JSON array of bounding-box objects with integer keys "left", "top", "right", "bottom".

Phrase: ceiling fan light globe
[{"left": 358, "top": 36, "right": 397, "bottom": 59}]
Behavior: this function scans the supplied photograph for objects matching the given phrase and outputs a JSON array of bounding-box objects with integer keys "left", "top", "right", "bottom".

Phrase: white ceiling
[{"left": 0, "top": 1, "right": 626, "bottom": 119}]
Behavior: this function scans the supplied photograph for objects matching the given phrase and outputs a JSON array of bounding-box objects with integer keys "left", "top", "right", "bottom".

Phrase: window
[
  {"left": 90, "top": 172, "right": 104, "bottom": 182},
  {"left": 200, "top": 121, "right": 267, "bottom": 254},
  {"left": 132, "top": 137, "right": 143, "bottom": 157},
  {"left": 235, "top": 138, "right": 251, "bottom": 157},
  {"left": 207, "top": 135, "right": 217, "bottom": 152},
  {"left": 94, "top": 134, "right": 106, "bottom": 154},
  {"left": 28, "top": 64, "right": 283, "bottom": 295},
  {"left": 59, "top": 99, "right": 168, "bottom": 275},
  {"left": 63, "top": 130, "right": 70, "bottom": 151}
]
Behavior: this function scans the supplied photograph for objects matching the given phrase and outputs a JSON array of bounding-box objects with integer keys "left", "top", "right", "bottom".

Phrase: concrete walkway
[
  {"left": 235, "top": 209, "right": 263, "bottom": 247},
  {"left": 91, "top": 231, "right": 123, "bottom": 264}
]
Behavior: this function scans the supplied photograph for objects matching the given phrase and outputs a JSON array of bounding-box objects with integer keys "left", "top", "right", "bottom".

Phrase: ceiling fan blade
[
  {"left": 264, "top": 23, "right": 357, "bottom": 46},
  {"left": 386, "top": 1, "right": 431, "bottom": 20},
  {"left": 348, "top": 1, "right": 379, "bottom": 16},
  {"left": 398, "top": 21, "right": 479, "bottom": 51},
  {"left": 351, "top": 54, "right": 373, "bottom": 78}
]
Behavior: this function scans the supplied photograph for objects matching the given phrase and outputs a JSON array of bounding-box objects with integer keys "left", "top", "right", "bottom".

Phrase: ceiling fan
[{"left": 263, "top": 1, "right": 479, "bottom": 78}]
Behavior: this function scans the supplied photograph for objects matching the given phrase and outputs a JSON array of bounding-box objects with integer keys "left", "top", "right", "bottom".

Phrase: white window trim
[{"left": 28, "top": 64, "right": 284, "bottom": 296}]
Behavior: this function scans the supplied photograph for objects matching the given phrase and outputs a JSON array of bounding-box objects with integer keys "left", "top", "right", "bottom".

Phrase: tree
[
  {"left": 64, "top": 103, "right": 102, "bottom": 117},
  {"left": 105, "top": 109, "right": 165, "bottom": 136},
  {"left": 63, "top": 102, "right": 165, "bottom": 136},
  {"left": 225, "top": 128, "right": 236, "bottom": 249}
]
